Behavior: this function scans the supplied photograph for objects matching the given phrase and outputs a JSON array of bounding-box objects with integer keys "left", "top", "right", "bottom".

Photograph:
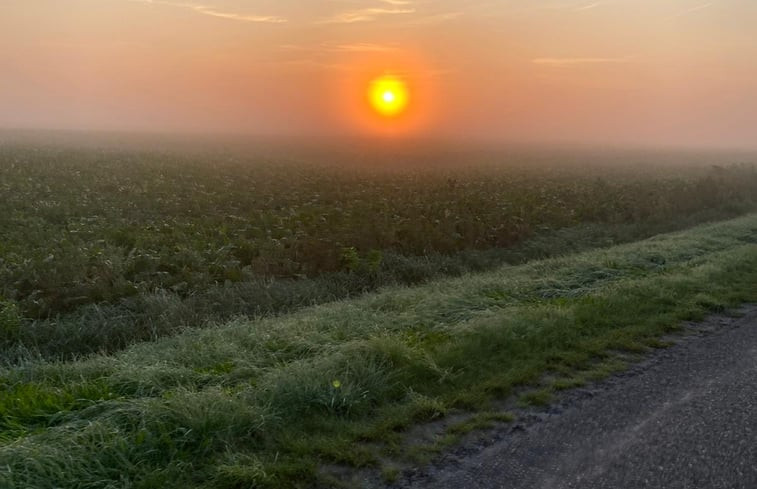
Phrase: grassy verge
[
  {"left": 1, "top": 214, "right": 757, "bottom": 488},
  {"left": 6, "top": 206, "right": 743, "bottom": 362}
]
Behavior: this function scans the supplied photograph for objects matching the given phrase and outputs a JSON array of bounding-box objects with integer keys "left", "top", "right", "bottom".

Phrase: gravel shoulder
[{"left": 395, "top": 305, "right": 757, "bottom": 489}]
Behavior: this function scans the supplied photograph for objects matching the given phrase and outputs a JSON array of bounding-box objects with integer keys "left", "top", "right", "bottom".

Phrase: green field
[
  {"left": 2, "top": 141, "right": 757, "bottom": 488},
  {"left": 2, "top": 142, "right": 757, "bottom": 359}
]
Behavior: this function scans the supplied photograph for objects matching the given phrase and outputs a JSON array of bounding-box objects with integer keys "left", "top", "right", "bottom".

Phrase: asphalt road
[{"left": 399, "top": 307, "right": 757, "bottom": 489}]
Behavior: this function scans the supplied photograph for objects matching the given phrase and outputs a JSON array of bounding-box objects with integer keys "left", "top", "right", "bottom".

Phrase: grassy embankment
[{"left": 1, "top": 214, "right": 757, "bottom": 488}]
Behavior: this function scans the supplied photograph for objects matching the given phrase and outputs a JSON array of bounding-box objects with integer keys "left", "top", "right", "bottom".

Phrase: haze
[{"left": 2, "top": 0, "right": 757, "bottom": 147}]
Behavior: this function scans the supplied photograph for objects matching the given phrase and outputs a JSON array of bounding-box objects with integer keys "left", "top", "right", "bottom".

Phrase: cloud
[
  {"left": 330, "top": 43, "right": 400, "bottom": 52},
  {"left": 532, "top": 57, "right": 631, "bottom": 66},
  {"left": 279, "top": 42, "right": 399, "bottom": 53},
  {"left": 409, "top": 11, "right": 463, "bottom": 25},
  {"left": 126, "top": 0, "right": 286, "bottom": 23},
  {"left": 672, "top": 2, "right": 713, "bottom": 18},
  {"left": 190, "top": 5, "right": 286, "bottom": 23},
  {"left": 318, "top": 1, "right": 415, "bottom": 24},
  {"left": 278, "top": 59, "right": 352, "bottom": 71},
  {"left": 576, "top": 2, "right": 605, "bottom": 10},
  {"left": 535, "top": 1, "right": 619, "bottom": 12}
]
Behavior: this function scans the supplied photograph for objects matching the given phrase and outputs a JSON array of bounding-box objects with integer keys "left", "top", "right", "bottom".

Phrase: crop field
[
  {"left": 2, "top": 141, "right": 757, "bottom": 359},
  {"left": 2, "top": 140, "right": 757, "bottom": 488}
]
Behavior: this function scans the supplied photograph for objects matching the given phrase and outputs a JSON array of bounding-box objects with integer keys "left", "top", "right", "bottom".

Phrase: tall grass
[{"left": 1, "top": 215, "right": 756, "bottom": 488}]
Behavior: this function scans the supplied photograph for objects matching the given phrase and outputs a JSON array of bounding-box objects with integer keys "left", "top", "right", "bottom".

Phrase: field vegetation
[
  {"left": 1, "top": 214, "right": 756, "bottom": 488},
  {"left": 2, "top": 140, "right": 757, "bottom": 487},
  {"left": 1, "top": 143, "right": 757, "bottom": 359}
]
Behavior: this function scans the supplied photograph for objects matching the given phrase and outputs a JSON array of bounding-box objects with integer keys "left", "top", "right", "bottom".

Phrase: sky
[{"left": 2, "top": 0, "right": 757, "bottom": 147}]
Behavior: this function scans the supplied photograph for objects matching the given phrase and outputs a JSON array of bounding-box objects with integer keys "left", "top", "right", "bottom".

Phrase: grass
[
  {"left": 1, "top": 214, "right": 756, "bottom": 488},
  {"left": 3, "top": 144, "right": 757, "bottom": 360},
  {"left": 519, "top": 389, "right": 553, "bottom": 407}
]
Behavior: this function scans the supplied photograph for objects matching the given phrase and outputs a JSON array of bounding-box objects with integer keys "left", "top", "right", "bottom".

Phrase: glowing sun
[{"left": 368, "top": 75, "right": 409, "bottom": 117}]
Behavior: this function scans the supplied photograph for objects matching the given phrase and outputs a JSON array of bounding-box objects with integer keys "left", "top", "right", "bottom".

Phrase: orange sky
[{"left": 2, "top": 0, "right": 757, "bottom": 147}]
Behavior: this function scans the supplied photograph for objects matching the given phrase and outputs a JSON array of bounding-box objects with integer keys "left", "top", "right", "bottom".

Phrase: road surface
[{"left": 398, "top": 306, "right": 757, "bottom": 489}]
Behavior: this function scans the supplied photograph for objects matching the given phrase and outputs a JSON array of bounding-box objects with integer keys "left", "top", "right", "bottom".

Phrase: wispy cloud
[
  {"left": 537, "top": 0, "right": 617, "bottom": 12},
  {"left": 275, "top": 40, "right": 406, "bottom": 72},
  {"left": 576, "top": 2, "right": 606, "bottom": 11},
  {"left": 318, "top": 0, "right": 415, "bottom": 24},
  {"left": 532, "top": 56, "right": 632, "bottom": 66},
  {"left": 190, "top": 5, "right": 286, "bottom": 23},
  {"left": 330, "top": 43, "right": 400, "bottom": 52},
  {"left": 126, "top": 0, "right": 287, "bottom": 23},
  {"left": 319, "top": 8, "right": 415, "bottom": 24},
  {"left": 279, "top": 42, "right": 399, "bottom": 53},
  {"left": 409, "top": 11, "right": 463, "bottom": 25},
  {"left": 278, "top": 59, "right": 353, "bottom": 71},
  {"left": 671, "top": 2, "right": 713, "bottom": 18}
]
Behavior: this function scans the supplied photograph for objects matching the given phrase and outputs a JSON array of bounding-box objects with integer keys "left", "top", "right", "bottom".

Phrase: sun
[{"left": 368, "top": 75, "right": 409, "bottom": 117}]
